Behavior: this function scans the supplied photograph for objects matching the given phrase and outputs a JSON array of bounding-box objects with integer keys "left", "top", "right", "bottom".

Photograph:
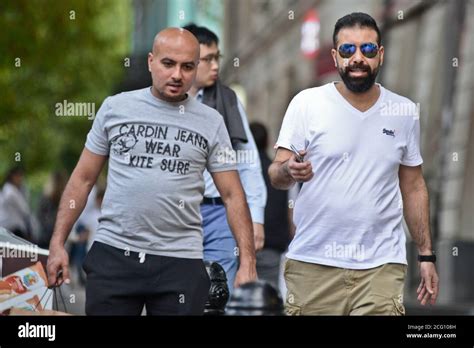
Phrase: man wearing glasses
[
  {"left": 269, "top": 12, "right": 439, "bottom": 315},
  {"left": 184, "top": 24, "right": 266, "bottom": 294}
]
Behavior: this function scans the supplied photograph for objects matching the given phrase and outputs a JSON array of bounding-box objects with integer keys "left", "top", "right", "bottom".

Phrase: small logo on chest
[{"left": 382, "top": 128, "right": 396, "bottom": 137}]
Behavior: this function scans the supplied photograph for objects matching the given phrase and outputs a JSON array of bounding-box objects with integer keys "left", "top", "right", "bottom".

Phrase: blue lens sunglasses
[{"left": 338, "top": 43, "right": 379, "bottom": 59}]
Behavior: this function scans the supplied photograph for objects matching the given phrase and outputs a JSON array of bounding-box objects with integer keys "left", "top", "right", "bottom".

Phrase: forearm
[
  {"left": 269, "top": 160, "right": 295, "bottom": 190},
  {"left": 223, "top": 191, "right": 256, "bottom": 266},
  {"left": 49, "top": 174, "right": 95, "bottom": 247},
  {"left": 238, "top": 161, "right": 266, "bottom": 224},
  {"left": 402, "top": 182, "right": 432, "bottom": 254},
  {"left": 238, "top": 165, "right": 266, "bottom": 224}
]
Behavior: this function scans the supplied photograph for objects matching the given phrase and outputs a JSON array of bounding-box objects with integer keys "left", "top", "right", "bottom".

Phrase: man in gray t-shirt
[
  {"left": 46, "top": 28, "right": 257, "bottom": 315},
  {"left": 85, "top": 87, "right": 235, "bottom": 259}
]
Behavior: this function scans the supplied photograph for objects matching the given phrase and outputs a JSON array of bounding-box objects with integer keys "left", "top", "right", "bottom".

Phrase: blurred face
[
  {"left": 12, "top": 173, "right": 23, "bottom": 187},
  {"left": 148, "top": 36, "right": 199, "bottom": 102},
  {"left": 194, "top": 42, "right": 220, "bottom": 89},
  {"left": 331, "top": 26, "right": 384, "bottom": 93}
]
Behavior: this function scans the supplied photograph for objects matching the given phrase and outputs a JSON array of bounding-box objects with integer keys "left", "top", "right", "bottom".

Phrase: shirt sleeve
[
  {"left": 234, "top": 99, "right": 267, "bottom": 224},
  {"left": 206, "top": 118, "right": 238, "bottom": 173},
  {"left": 85, "top": 97, "right": 111, "bottom": 156},
  {"left": 274, "top": 93, "right": 306, "bottom": 151},
  {"left": 401, "top": 117, "right": 423, "bottom": 166}
]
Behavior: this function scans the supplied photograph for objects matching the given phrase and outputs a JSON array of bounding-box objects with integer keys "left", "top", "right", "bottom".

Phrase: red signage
[{"left": 301, "top": 9, "right": 321, "bottom": 59}]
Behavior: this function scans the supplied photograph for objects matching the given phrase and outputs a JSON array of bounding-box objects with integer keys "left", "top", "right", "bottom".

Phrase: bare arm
[
  {"left": 399, "top": 164, "right": 439, "bottom": 305},
  {"left": 211, "top": 170, "right": 256, "bottom": 287},
  {"left": 268, "top": 148, "right": 313, "bottom": 190},
  {"left": 47, "top": 148, "right": 107, "bottom": 286},
  {"left": 399, "top": 165, "right": 432, "bottom": 254}
]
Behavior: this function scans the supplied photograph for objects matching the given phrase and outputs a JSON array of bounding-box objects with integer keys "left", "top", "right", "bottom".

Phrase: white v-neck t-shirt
[{"left": 275, "top": 82, "right": 422, "bottom": 269}]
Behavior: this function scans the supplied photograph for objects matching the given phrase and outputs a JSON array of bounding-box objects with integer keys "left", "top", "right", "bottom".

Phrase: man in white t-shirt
[{"left": 269, "top": 12, "right": 439, "bottom": 315}]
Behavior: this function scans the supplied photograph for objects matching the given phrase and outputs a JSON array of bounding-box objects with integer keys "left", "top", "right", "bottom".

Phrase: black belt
[{"left": 202, "top": 197, "right": 224, "bottom": 205}]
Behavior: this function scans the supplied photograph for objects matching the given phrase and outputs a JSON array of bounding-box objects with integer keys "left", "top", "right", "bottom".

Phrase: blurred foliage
[{"left": 0, "top": 0, "right": 132, "bottom": 185}]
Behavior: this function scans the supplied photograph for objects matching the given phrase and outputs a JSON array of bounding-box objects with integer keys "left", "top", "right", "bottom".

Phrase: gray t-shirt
[{"left": 85, "top": 87, "right": 236, "bottom": 258}]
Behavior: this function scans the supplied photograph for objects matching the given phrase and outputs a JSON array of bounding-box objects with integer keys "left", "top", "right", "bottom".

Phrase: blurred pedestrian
[{"left": 0, "top": 166, "right": 34, "bottom": 241}]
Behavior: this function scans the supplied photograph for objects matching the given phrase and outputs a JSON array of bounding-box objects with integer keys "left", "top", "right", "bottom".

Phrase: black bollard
[
  {"left": 203, "top": 261, "right": 229, "bottom": 315},
  {"left": 225, "top": 280, "right": 285, "bottom": 316}
]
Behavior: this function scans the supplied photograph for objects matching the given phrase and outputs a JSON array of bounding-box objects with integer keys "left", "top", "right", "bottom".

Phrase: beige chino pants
[{"left": 284, "top": 258, "right": 407, "bottom": 315}]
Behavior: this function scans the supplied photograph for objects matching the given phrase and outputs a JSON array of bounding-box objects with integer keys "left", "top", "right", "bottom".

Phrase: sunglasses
[{"left": 337, "top": 43, "right": 379, "bottom": 59}]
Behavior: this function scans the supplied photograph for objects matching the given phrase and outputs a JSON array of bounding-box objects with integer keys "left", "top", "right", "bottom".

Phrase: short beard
[
  {"left": 338, "top": 62, "right": 380, "bottom": 93},
  {"left": 156, "top": 89, "right": 187, "bottom": 103}
]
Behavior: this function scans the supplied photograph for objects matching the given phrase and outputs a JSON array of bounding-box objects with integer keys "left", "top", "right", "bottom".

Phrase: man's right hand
[
  {"left": 286, "top": 150, "right": 313, "bottom": 182},
  {"left": 234, "top": 261, "right": 257, "bottom": 289},
  {"left": 47, "top": 243, "right": 71, "bottom": 287}
]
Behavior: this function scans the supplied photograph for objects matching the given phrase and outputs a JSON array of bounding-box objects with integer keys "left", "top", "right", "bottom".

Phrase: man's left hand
[{"left": 417, "top": 262, "right": 439, "bottom": 305}]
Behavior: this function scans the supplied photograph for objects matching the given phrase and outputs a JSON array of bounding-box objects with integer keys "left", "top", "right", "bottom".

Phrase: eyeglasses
[
  {"left": 337, "top": 43, "right": 379, "bottom": 59},
  {"left": 200, "top": 53, "right": 223, "bottom": 64}
]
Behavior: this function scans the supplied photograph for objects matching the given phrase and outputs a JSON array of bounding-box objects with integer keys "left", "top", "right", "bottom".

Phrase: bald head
[
  {"left": 148, "top": 27, "right": 201, "bottom": 102},
  {"left": 152, "top": 27, "right": 200, "bottom": 58}
]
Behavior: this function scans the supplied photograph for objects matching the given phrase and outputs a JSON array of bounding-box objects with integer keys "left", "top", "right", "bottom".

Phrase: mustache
[{"left": 346, "top": 63, "right": 371, "bottom": 72}]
